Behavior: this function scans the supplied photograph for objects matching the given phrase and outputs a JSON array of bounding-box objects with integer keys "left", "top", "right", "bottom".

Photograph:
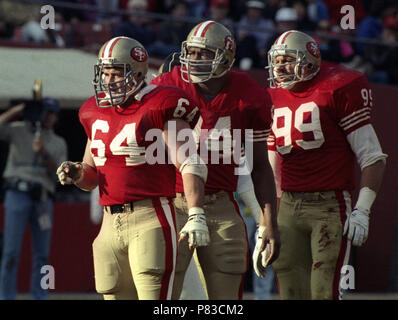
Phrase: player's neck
[
  {"left": 290, "top": 79, "right": 313, "bottom": 93},
  {"left": 196, "top": 76, "right": 226, "bottom": 98}
]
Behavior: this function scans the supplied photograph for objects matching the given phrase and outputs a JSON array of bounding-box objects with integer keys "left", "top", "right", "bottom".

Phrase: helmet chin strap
[
  {"left": 187, "top": 62, "right": 231, "bottom": 83},
  {"left": 189, "top": 74, "right": 208, "bottom": 83}
]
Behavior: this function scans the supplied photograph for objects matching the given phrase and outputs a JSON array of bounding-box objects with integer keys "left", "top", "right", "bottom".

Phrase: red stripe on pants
[
  {"left": 153, "top": 198, "right": 175, "bottom": 300},
  {"left": 333, "top": 191, "right": 350, "bottom": 300}
]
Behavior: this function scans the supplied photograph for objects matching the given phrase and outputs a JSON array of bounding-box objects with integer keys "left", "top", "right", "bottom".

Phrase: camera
[
  {"left": 9, "top": 99, "right": 46, "bottom": 124},
  {"left": 9, "top": 79, "right": 59, "bottom": 125}
]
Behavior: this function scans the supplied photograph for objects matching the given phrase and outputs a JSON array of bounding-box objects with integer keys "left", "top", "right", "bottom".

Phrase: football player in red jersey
[
  {"left": 56, "top": 37, "right": 209, "bottom": 300},
  {"left": 151, "top": 21, "right": 280, "bottom": 300},
  {"left": 261, "top": 30, "right": 387, "bottom": 299}
]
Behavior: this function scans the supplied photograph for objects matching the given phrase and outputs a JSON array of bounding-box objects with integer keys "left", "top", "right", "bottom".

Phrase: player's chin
[
  {"left": 110, "top": 89, "right": 124, "bottom": 95},
  {"left": 275, "top": 73, "right": 290, "bottom": 80},
  {"left": 191, "top": 67, "right": 210, "bottom": 73}
]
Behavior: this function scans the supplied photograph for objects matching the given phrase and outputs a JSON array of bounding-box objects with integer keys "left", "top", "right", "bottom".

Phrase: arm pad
[
  {"left": 180, "top": 153, "right": 208, "bottom": 183},
  {"left": 347, "top": 124, "right": 387, "bottom": 170}
]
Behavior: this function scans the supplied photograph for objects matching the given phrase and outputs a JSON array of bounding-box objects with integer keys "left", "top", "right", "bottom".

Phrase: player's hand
[
  {"left": 253, "top": 226, "right": 271, "bottom": 277},
  {"left": 257, "top": 223, "right": 280, "bottom": 272},
  {"left": 57, "top": 161, "right": 83, "bottom": 185},
  {"left": 343, "top": 207, "right": 369, "bottom": 246},
  {"left": 179, "top": 207, "right": 210, "bottom": 249}
]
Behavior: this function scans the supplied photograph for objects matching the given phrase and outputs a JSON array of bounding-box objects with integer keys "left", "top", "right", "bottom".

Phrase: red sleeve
[
  {"left": 78, "top": 97, "right": 97, "bottom": 139},
  {"left": 333, "top": 74, "right": 372, "bottom": 135},
  {"left": 150, "top": 67, "right": 179, "bottom": 86}
]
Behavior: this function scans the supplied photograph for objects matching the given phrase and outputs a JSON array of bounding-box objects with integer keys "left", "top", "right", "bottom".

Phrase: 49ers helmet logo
[
  {"left": 225, "top": 35, "right": 236, "bottom": 52},
  {"left": 306, "top": 41, "right": 320, "bottom": 58},
  {"left": 131, "top": 47, "right": 148, "bottom": 62}
]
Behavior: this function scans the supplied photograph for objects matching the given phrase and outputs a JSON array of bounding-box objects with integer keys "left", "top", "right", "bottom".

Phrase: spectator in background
[
  {"left": 20, "top": 16, "right": 49, "bottom": 44},
  {"left": 306, "top": 0, "right": 329, "bottom": 25},
  {"left": 207, "top": 0, "right": 234, "bottom": 33},
  {"left": 113, "top": 0, "right": 155, "bottom": 48},
  {"left": 20, "top": 10, "right": 66, "bottom": 47},
  {"left": 315, "top": 19, "right": 355, "bottom": 63},
  {"left": 58, "top": 0, "right": 94, "bottom": 22},
  {"left": 0, "top": 99, "right": 67, "bottom": 300},
  {"left": 236, "top": 1, "right": 274, "bottom": 70},
  {"left": 342, "top": 1, "right": 386, "bottom": 75},
  {"left": 185, "top": 0, "right": 207, "bottom": 18},
  {"left": 272, "top": 7, "right": 298, "bottom": 36},
  {"left": 262, "top": 7, "right": 299, "bottom": 65},
  {"left": 262, "top": 0, "right": 284, "bottom": 21},
  {"left": 229, "top": 0, "right": 250, "bottom": 22},
  {"left": 0, "top": 0, "right": 39, "bottom": 40},
  {"left": 148, "top": 1, "right": 192, "bottom": 58},
  {"left": 293, "top": 0, "right": 316, "bottom": 31},
  {"left": 96, "top": 0, "right": 120, "bottom": 23},
  {"left": 361, "top": 15, "right": 398, "bottom": 84},
  {"left": 355, "top": 1, "right": 384, "bottom": 55}
]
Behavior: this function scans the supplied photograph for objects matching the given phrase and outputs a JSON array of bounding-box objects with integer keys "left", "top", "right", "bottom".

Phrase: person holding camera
[{"left": 0, "top": 98, "right": 67, "bottom": 300}]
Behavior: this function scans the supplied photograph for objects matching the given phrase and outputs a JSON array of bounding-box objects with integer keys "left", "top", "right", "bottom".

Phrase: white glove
[
  {"left": 57, "top": 161, "right": 83, "bottom": 185},
  {"left": 343, "top": 207, "right": 370, "bottom": 246},
  {"left": 253, "top": 226, "right": 271, "bottom": 278},
  {"left": 179, "top": 207, "right": 210, "bottom": 249}
]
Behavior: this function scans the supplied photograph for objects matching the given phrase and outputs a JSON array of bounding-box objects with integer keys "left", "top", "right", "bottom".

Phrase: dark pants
[{"left": 0, "top": 189, "right": 53, "bottom": 300}]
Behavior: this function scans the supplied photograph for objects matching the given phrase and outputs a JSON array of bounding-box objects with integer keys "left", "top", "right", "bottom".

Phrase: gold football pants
[
  {"left": 173, "top": 191, "right": 249, "bottom": 300},
  {"left": 92, "top": 197, "right": 177, "bottom": 300},
  {"left": 272, "top": 190, "right": 352, "bottom": 300}
]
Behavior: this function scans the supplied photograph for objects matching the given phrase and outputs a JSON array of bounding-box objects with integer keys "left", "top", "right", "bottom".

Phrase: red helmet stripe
[
  {"left": 194, "top": 21, "right": 215, "bottom": 37},
  {"left": 102, "top": 37, "right": 122, "bottom": 58},
  {"left": 280, "top": 31, "right": 293, "bottom": 45},
  {"left": 193, "top": 23, "right": 202, "bottom": 36},
  {"left": 108, "top": 37, "right": 122, "bottom": 57}
]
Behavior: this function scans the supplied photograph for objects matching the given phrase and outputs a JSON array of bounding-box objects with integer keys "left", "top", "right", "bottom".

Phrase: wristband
[
  {"left": 355, "top": 187, "right": 376, "bottom": 211},
  {"left": 188, "top": 207, "right": 204, "bottom": 216},
  {"left": 257, "top": 225, "right": 266, "bottom": 238}
]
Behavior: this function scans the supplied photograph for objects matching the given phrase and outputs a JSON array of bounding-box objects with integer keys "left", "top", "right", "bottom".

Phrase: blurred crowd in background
[{"left": 0, "top": 0, "right": 398, "bottom": 85}]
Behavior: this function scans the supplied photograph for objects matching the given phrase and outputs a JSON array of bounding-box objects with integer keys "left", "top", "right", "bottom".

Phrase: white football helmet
[
  {"left": 179, "top": 20, "right": 236, "bottom": 83},
  {"left": 93, "top": 36, "right": 149, "bottom": 107},
  {"left": 267, "top": 30, "right": 321, "bottom": 89}
]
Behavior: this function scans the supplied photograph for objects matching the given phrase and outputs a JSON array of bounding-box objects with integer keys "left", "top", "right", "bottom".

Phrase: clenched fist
[{"left": 57, "top": 161, "right": 83, "bottom": 185}]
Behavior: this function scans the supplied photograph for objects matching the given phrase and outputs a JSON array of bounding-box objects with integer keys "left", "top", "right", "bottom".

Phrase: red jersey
[
  {"left": 79, "top": 84, "right": 199, "bottom": 206},
  {"left": 267, "top": 62, "right": 372, "bottom": 192},
  {"left": 151, "top": 66, "right": 273, "bottom": 194}
]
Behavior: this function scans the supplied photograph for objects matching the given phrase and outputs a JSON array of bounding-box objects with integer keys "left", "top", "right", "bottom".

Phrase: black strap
[{"left": 108, "top": 202, "right": 134, "bottom": 214}]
